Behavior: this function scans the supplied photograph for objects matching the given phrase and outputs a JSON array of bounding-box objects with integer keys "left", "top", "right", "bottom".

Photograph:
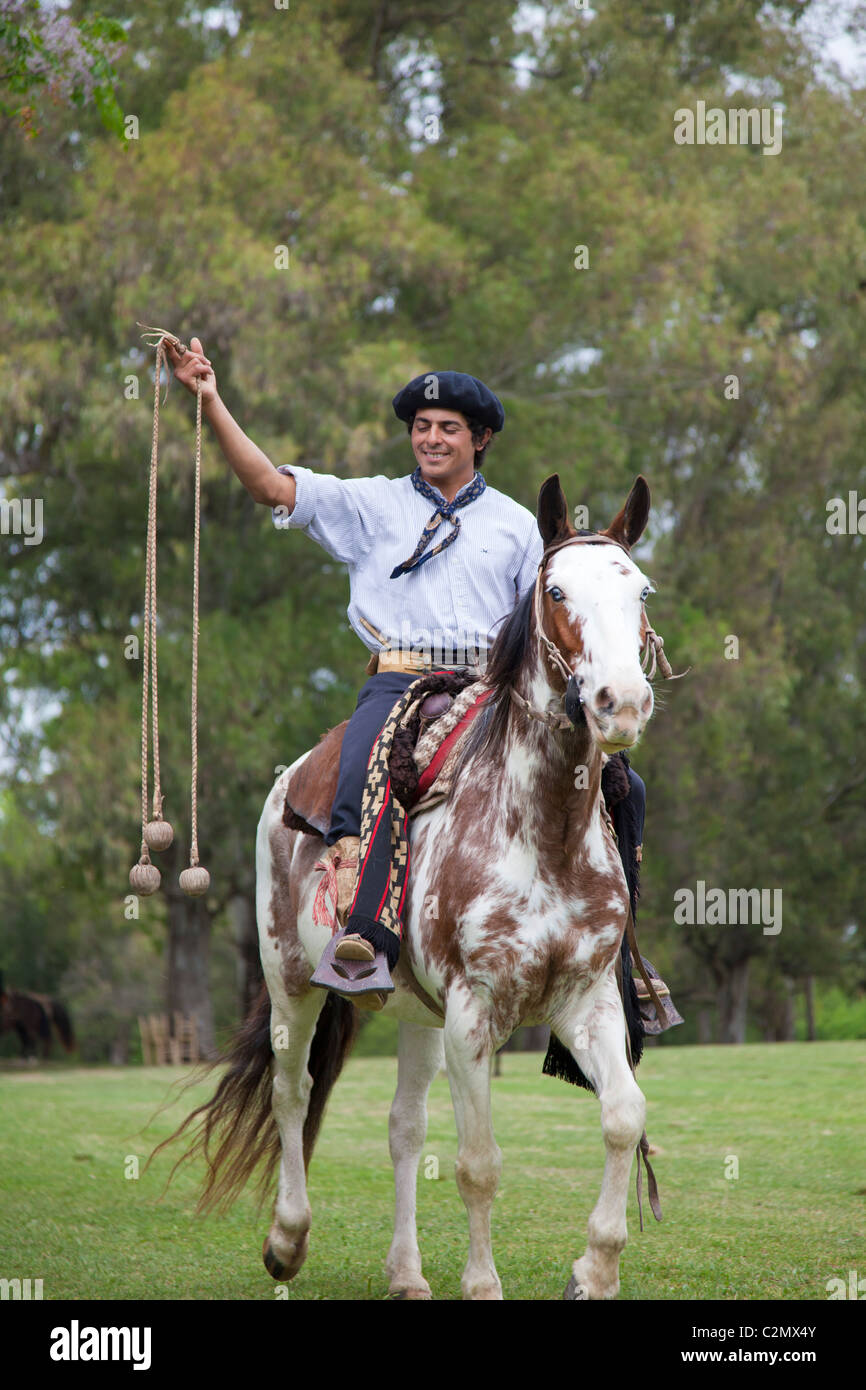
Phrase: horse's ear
[
  {"left": 537, "top": 474, "right": 574, "bottom": 548},
  {"left": 602, "top": 476, "right": 651, "bottom": 550}
]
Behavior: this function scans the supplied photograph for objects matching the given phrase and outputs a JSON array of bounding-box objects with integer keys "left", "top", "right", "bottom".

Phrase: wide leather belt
[
  {"left": 358, "top": 617, "right": 484, "bottom": 677},
  {"left": 370, "top": 649, "right": 483, "bottom": 676}
]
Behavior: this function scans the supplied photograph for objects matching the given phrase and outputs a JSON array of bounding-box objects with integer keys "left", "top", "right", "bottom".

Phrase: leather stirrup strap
[
  {"left": 636, "top": 1132, "right": 662, "bottom": 1229},
  {"left": 625, "top": 902, "right": 668, "bottom": 1026},
  {"left": 617, "top": 947, "right": 663, "bottom": 1230}
]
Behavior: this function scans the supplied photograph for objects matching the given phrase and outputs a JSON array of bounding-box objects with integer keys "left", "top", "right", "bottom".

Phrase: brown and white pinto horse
[{"left": 183, "top": 473, "right": 662, "bottom": 1300}]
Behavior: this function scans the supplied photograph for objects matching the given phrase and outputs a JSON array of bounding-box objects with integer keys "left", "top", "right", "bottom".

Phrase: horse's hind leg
[
  {"left": 262, "top": 987, "right": 325, "bottom": 1282},
  {"left": 561, "top": 973, "right": 646, "bottom": 1300},
  {"left": 385, "top": 1021, "right": 444, "bottom": 1300}
]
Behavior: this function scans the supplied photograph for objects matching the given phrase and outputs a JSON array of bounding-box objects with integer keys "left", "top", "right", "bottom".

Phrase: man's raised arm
[{"left": 166, "top": 337, "right": 295, "bottom": 512}]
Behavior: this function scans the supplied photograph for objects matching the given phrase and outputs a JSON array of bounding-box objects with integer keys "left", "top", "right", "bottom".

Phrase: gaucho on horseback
[{"left": 168, "top": 341, "right": 651, "bottom": 1010}]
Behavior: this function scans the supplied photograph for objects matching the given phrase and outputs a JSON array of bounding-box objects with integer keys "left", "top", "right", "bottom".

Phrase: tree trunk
[
  {"left": 165, "top": 887, "right": 216, "bottom": 1058},
  {"left": 110, "top": 1019, "right": 129, "bottom": 1066},
  {"left": 804, "top": 974, "right": 816, "bottom": 1041},
  {"left": 697, "top": 1007, "right": 713, "bottom": 1044},
  {"left": 231, "top": 893, "right": 262, "bottom": 1021},
  {"left": 717, "top": 959, "right": 749, "bottom": 1043},
  {"left": 780, "top": 976, "right": 796, "bottom": 1041}
]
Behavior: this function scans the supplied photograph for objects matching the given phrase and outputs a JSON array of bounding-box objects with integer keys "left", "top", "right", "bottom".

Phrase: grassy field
[{"left": 1, "top": 1041, "right": 863, "bottom": 1301}]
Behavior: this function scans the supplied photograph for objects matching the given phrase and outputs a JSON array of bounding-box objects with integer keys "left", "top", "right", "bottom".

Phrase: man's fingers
[
  {"left": 190, "top": 338, "right": 212, "bottom": 365},
  {"left": 173, "top": 353, "right": 211, "bottom": 374}
]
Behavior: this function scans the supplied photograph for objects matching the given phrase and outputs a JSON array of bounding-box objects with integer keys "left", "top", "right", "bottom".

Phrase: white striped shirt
[{"left": 273, "top": 464, "right": 543, "bottom": 656}]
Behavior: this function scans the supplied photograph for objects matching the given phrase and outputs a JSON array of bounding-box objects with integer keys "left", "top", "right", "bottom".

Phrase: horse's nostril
[
  {"left": 595, "top": 687, "right": 615, "bottom": 714},
  {"left": 642, "top": 688, "right": 653, "bottom": 715}
]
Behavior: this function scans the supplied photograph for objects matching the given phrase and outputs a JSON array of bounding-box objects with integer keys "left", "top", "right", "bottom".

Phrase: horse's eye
[
  {"left": 549, "top": 586, "right": 564, "bottom": 602},
  {"left": 640, "top": 586, "right": 651, "bottom": 602}
]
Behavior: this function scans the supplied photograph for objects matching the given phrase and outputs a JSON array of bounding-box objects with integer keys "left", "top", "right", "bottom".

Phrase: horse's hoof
[
  {"left": 563, "top": 1274, "right": 589, "bottom": 1301},
  {"left": 263, "top": 1229, "right": 310, "bottom": 1281},
  {"left": 262, "top": 1238, "right": 287, "bottom": 1281},
  {"left": 389, "top": 1286, "right": 433, "bottom": 1300}
]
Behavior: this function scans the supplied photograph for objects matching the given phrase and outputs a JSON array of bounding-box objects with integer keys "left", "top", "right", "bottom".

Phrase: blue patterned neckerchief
[{"left": 389, "top": 466, "right": 487, "bottom": 579}]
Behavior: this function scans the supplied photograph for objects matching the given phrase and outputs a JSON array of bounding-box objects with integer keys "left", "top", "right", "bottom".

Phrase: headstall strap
[{"left": 509, "top": 685, "right": 572, "bottom": 730}]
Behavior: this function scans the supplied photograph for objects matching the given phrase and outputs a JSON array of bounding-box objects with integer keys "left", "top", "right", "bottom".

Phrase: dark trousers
[
  {"left": 325, "top": 672, "right": 646, "bottom": 847},
  {"left": 325, "top": 673, "right": 419, "bottom": 845}
]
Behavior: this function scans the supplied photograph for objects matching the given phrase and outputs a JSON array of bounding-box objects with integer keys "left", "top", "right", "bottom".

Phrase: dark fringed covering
[
  {"left": 542, "top": 1032, "right": 595, "bottom": 1091},
  {"left": 389, "top": 668, "right": 480, "bottom": 808},
  {"left": 543, "top": 751, "right": 644, "bottom": 1089}
]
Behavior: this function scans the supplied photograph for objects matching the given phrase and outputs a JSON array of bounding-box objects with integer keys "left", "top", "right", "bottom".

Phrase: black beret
[{"left": 392, "top": 370, "right": 505, "bottom": 433}]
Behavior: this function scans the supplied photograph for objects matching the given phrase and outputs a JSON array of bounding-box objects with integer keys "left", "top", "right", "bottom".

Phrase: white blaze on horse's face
[{"left": 545, "top": 543, "right": 655, "bottom": 753}]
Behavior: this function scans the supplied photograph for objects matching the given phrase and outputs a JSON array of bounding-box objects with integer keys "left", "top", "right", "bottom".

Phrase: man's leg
[
  {"left": 324, "top": 672, "right": 416, "bottom": 846},
  {"left": 621, "top": 765, "right": 681, "bottom": 1031},
  {"left": 627, "top": 767, "right": 646, "bottom": 850},
  {"left": 312, "top": 672, "right": 417, "bottom": 1009}
]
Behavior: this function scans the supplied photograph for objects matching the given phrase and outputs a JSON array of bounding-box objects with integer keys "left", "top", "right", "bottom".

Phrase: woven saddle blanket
[{"left": 282, "top": 671, "right": 491, "bottom": 837}]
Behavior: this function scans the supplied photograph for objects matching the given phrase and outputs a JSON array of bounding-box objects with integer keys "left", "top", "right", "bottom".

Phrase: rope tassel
[{"left": 129, "top": 324, "right": 210, "bottom": 899}]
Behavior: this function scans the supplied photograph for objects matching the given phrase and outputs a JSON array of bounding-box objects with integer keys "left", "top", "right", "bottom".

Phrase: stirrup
[{"left": 310, "top": 929, "right": 395, "bottom": 1004}]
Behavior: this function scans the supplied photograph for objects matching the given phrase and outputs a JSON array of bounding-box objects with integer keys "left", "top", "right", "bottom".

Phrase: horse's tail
[
  {"left": 48, "top": 999, "right": 75, "bottom": 1052},
  {"left": 155, "top": 985, "right": 358, "bottom": 1213}
]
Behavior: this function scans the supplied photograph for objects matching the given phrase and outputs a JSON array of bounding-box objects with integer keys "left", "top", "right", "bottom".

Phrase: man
[{"left": 168, "top": 341, "right": 646, "bottom": 1007}]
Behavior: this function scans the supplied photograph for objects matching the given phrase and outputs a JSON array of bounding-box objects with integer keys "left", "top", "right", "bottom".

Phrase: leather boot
[{"left": 316, "top": 835, "right": 360, "bottom": 929}]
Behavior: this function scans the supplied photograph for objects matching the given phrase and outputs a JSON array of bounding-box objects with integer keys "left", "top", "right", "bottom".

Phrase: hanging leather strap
[
  {"left": 616, "top": 916, "right": 664, "bottom": 1231},
  {"left": 625, "top": 901, "right": 668, "bottom": 1027}
]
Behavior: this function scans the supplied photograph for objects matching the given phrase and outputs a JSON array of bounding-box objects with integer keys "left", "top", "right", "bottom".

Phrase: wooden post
[{"left": 138, "top": 1016, "right": 153, "bottom": 1066}]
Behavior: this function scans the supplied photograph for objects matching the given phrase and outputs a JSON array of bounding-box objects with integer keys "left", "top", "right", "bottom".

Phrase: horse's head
[{"left": 535, "top": 474, "right": 656, "bottom": 754}]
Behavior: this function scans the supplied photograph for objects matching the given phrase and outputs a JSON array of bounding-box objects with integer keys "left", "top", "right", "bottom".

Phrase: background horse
[
  {"left": 0, "top": 978, "right": 76, "bottom": 1060},
  {"left": 172, "top": 473, "right": 663, "bottom": 1300}
]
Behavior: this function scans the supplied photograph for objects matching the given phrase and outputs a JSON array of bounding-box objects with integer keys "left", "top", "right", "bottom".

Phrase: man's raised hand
[{"left": 167, "top": 336, "right": 217, "bottom": 405}]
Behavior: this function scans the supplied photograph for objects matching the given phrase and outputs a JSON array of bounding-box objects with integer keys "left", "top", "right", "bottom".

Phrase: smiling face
[
  {"left": 410, "top": 408, "right": 490, "bottom": 497},
  {"left": 542, "top": 542, "right": 655, "bottom": 752}
]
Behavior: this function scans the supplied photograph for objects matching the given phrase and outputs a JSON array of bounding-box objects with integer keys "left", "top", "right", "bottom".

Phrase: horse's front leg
[
  {"left": 385, "top": 1020, "right": 444, "bottom": 1300},
  {"left": 560, "top": 971, "right": 646, "bottom": 1300},
  {"left": 444, "top": 998, "right": 503, "bottom": 1301}
]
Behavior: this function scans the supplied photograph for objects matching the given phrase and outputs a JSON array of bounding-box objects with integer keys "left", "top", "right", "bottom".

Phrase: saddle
[{"left": 282, "top": 672, "right": 488, "bottom": 837}]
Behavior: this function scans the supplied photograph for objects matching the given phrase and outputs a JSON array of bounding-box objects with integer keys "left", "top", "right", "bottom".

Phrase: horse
[
  {"left": 171, "top": 472, "right": 665, "bottom": 1300},
  {"left": 0, "top": 982, "right": 75, "bottom": 1060}
]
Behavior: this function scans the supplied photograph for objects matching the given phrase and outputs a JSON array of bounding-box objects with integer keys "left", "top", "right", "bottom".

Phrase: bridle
[{"left": 508, "top": 533, "right": 673, "bottom": 731}]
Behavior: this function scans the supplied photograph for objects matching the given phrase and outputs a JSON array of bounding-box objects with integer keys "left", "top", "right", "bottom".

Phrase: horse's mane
[
  {"left": 458, "top": 588, "right": 535, "bottom": 769},
  {"left": 458, "top": 528, "right": 597, "bottom": 769}
]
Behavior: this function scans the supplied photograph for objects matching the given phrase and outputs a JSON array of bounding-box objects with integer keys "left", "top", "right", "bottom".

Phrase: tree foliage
[{"left": 2, "top": 0, "right": 865, "bottom": 1051}]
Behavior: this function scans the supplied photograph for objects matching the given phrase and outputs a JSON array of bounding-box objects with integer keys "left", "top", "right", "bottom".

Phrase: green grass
[{"left": 1, "top": 1042, "right": 863, "bottom": 1300}]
